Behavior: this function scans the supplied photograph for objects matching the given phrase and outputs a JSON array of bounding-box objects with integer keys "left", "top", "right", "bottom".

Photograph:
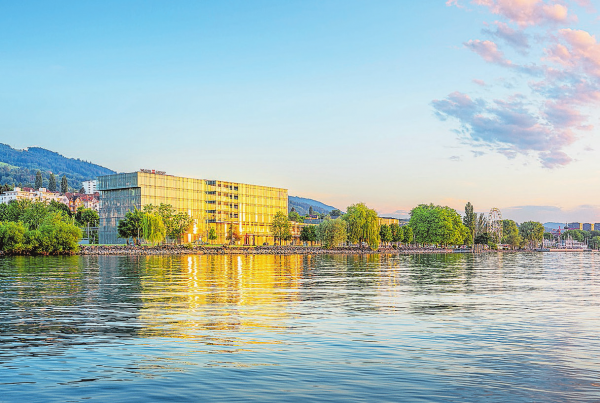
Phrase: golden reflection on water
[{"left": 136, "top": 254, "right": 308, "bottom": 341}]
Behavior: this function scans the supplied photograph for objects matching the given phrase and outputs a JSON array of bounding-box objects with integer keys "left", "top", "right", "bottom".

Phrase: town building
[
  {"left": 82, "top": 180, "right": 97, "bottom": 194},
  {"left": 582, "top": 223, "right": 594, "bottom": 232},
  {"left": 65, "top": 192, "right": 101, "bottom": 213},
  {"left": 98, "top": 171, "right": 288, "bottom": 245},
  {"left": 0, "top": 187, "right": 64, "bottom": 205},
  {"left": 567, "top": 222, "right": 583, "bottom": 230}
]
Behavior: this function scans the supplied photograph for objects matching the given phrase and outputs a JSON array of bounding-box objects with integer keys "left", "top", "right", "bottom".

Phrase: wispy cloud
[
  {"left": 482, "top": 22, "right": 530, "bottom": 54},
  {"left": 436, "top": 0, "right": 600, "bottom": 168},
  {"left": 472, "top": 0, "right": 572, "bottom": 27}
]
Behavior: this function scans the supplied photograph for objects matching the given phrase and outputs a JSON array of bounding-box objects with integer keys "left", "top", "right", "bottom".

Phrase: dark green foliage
[
  {"left": 289, "top": 210, "right": 302, "bottom": 222},
  {"left": 475, "top": 233, "right": 491, "bottom": 245},
  {"left": 0, "top": 143, "right": 114, "bottom": 191},
  {"left": 117, "top": 208, "right": 144, "bottom": 243},
  {"left": 309, "top": 206, "right": 315, "bottom": 216},
  {"left": 0, "top": 201, "right": 81, "bottom": 255},
  {"left": 561, "top": 229, "right": 585, "bottom": 242},
  {"left": 35, "top": 170, "right": 43, "bottom": 189},
  {"left": 61, "top": 175, "right": 68, "bottom": 194},
  {"left": 300, "top": 225, "right": 317, "bottom": 244},
  {"left": 380, "top": 224, "right": 392, "bottom": 244},
  {"left": 330, "top": 209, "right": 342, "bottom": 218},
  {"left": 48, "top": 173, "right": 57, "bottom": 192},
  {"left": 403, "top": 226, "right": 413, "bottom": 244},
  {"left": 75, "top": 207, "right": 99, "bottom": 227}
]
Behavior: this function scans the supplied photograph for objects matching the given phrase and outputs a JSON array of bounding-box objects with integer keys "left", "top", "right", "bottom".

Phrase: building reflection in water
[{"left": 136, "top": 254, "right": 306, "bottom": 342}]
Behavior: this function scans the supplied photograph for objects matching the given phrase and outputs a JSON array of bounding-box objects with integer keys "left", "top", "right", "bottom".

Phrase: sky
[{"left": 1, "top": 0, "right": 599, "bottom": 223}]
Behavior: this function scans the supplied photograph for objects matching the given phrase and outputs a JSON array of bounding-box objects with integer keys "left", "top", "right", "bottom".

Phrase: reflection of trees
[
  {"left": 137, "top": 254, "right": 304, "bottom": 341},
  {"left": 0, "top": 255, "right": 145, "bottom": 360}
]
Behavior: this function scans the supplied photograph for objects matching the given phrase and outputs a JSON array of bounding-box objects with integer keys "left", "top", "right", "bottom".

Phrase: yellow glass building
[{"left": 98, "top": 171, "right": 288, "bottom": 245}]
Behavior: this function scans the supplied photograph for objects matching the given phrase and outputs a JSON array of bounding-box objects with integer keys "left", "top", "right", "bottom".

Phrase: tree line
[
  {"left": 117, "top": 203, "right": 194, "bottom": 245},
  {"left": 0, "top": 199, "right": 100, "bottom": 254}
]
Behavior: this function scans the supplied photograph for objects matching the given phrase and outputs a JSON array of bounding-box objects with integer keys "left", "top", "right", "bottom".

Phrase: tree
[
  {"left": 403, "top": 226, "right": 413, "bottom": 244},
  {"left": 561, "top": 229, "right": 585, "bottom": 242},
  {"left": 61, "top": 175, "right": 68, "bottom": 194},
  {"left": 289, "top": 210, "right": 302, "bottom": 222},
  {"left": 208, "top": 227, "right": 217, "bottom": 244},
  {"left": 226, "top": 224, "right": 241, "bottom": 245},
  {"left": 308, "top": 206, "right": 315, "bottom": 216},
  {"left": 300, "top": 225, "right": 317, "bottom": 246},
  {"left": 142, "top": 213, "right": 166, "bottom": 246},
  {"left": 270, "top": 211, "right": 292, "bottom": 245},
  {"left": 476, "top": 213, "right": 488, "bottom": 237},
  {"left": 316, "top": 218, "right": 347, "bottom": 249},
  {"left": 519, "top": 221, "right": 544, "bottom": 249},
  {"left": 330, "top": 209, "right": 342, "bottom": 218},
  {"left": 463, "top": 202, "right": 477, "bottom": 245},
  {"left": 117, "top": 208, "right": 144, "bottom": 244},
  {"left": 475, "top": 233, "right": 491, "bottom": 245},
  {"left": 590, "top": 236, "right": 600, "bottom": 250},
  {"left": 49, "top": 200, "right": 72, "bottom": 218},
  {"left": 379, "top": 224, "right": 392, "bottom": 245},
  {"left": 501, "top": 219, "right": 522, "bottom": 249},
  {"left": 343, "top": 202, "right": 380, "bottom": 250},
  {"left": 48, "top": 173, "right": 57, "bottom": 192},
  {"left": 390, "top": 223, "right": 402, "bottom": 243},
  {"left": 170, "top": 212, "right": 193, "bottom": 244},
  {"left": 408, "top": 204, "right": 469, "bottom": 246},
  {"left": 543, "top": 232, "right": 554, "bottom": 240},
  {"left": 79, "top": 187, "right": 85, "bottom": 194},
  {"left": 35, "top": 170, "right": 43, "bottom": 190},
  {"left": 76, "top": 207, "right": 99, "bottom": 228}
]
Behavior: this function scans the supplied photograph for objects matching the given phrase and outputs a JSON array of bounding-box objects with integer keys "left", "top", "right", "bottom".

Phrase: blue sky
[{"left": 1, "top": 1, "right": 599, "bottom": 223}]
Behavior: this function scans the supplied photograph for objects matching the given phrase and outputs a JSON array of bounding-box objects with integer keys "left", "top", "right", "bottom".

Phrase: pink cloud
[
  {"left": 472, "top": 0, "right": 572, "bottom": 27},
  {"left": 465, "top": 39, "right": 513, "bottom": 66},
  {"left": 473, "top": 79, "right": 487, "bottom": 86},
  {"left": 546, "top": 29, "right": 600, "bottom": 77},
  {"left": 483, "top": 22, "right": 530, "bottom": 54}
]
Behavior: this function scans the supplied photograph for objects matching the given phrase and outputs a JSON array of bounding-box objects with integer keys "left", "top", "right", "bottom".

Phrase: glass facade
[{"left": 98, "top": 172, "right": 288, "bottom": 245}]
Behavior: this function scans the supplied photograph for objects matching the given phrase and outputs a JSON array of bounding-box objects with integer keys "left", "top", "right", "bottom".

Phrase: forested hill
[
  {"left": 288, "top": 195, "right": 339, "bottom": 215},
  {"left": 0, "top": 143, "right": 115, "bottom": 191}
]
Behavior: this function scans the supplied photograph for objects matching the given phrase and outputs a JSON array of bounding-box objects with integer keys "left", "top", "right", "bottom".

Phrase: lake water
[{"left": 1, "top": 253, "right": 599, "bottom": 402}]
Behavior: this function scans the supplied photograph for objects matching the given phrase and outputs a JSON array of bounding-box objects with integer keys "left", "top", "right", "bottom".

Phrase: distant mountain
[
  {"left": 288, "top": 195, "right": 339, "bottom": 216},
  {"left": 0, "top": 143, "right": 115, "bottom": 191}
]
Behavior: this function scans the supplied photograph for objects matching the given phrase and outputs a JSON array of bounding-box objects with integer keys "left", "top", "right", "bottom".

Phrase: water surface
[{"left": 1, "top": 253, "right": 599, "bottom": 402}]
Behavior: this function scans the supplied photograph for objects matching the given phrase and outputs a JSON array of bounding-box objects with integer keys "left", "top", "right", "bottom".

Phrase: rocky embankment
[{"left": 78, "top": 245, "right": 456, "bottom": 256}]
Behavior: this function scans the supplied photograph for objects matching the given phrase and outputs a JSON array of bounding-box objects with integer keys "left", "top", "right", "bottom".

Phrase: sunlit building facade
[{"left": 98, "top": 171, "right": 288, "bottom": 245}]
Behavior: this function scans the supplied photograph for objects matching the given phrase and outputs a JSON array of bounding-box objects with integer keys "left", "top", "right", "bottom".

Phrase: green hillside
[{"left": 0, "top": 143, "right": 114, "bottom": 191}]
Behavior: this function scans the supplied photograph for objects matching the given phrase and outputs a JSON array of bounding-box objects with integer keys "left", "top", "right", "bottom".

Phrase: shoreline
[{"left": 77, "top": 245, "right": 596, "bottom": 256}]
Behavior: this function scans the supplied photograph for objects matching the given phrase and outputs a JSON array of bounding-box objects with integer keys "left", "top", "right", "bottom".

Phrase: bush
[{"left": 0, "top": 221, "right": 27, "bottom": 254}]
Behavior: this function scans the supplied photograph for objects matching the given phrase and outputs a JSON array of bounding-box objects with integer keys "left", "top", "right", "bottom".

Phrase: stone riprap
[{"left": 78, "top": 245, "right": 456, "bottom": 256}]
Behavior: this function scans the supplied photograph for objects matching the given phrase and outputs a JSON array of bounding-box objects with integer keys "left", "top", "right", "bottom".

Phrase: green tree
[
  {"left": 519, "top": 221, "right": 544, "bottom": 249},
  {"left": 76, "top": 207, "right": 100, "bottom": 228},
  {"left": 390, "top": 223, "right": 402, "bottom": 243},
  {"left": 208, "top": 227, "right": 217, "bottom": 244},
  {"left": 561, "top": 229, "right": 585, "bottom": 242},
  {"left": 270, "top": 211, "right": 292, "bottom": 245},
  {"left": 289, "top": 210, "right": 302, "bottom": 222},
  {"left": 170, "top": 212, "right": 193, "bottom": 244},
  {"left": 476, "top": 213, "right": 488, "bottom": 237},
  {"left": 35, "top": 170, "right": 43, "bottom": 190},
  {"left": 403, "top": 226, "right": 413, "bottom": 244},
  {"left": 330, "top": 209, "right": 342, "bottom": 218},
  {"left": 343, "top": 202, "right": 380, "bottom": 250},
  {"left": 48, "top": 173, "right": 57, "bottom": 192},
  {"left": 501, "top": 219, "right": 522, "bottom": 249},
  {"left": 590, "top": 236, "right": 600, "bottom": 250},
  {"left": 300, "top": 225, "right": 317, "bottom": 245},
  {"left": 543, "top": 232, "right": 554, "bottom": 240},
  {"left": 316, "top": 218, "right": 347, "bottom": 249},
  {"left": 409, "top": 204, "right": 468, "bottom": 246},
  {"left": 463, "top": 202, "right": 477, "bottom": 245},
  {"left": 49, "top": 200, "right": 71, "bottom": 218},
  {"left": 379, "top": 224, "right": 392, "bottom": 245},
  {"left": 61, "top": 175, "right": 68, "bottom": 194},
  {"left": 142, "top": 213, "right": 166, "bottom": 246},
  {"left": 0, "top": 221, "right": 27, "bottom": 254},
  {"left": 117, "top": 208, "right": 144, "bottom": 244},
  {"left": 308, "top": 206, "right": 315, "bottom": 216},
  {"left": 20, "top": 201, "right": 50, "bottom": 230}
]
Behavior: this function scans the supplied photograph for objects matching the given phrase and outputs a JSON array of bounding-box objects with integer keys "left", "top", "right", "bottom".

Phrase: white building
[
  {"left": 82, "top": 180, "right": 97, "bottom": 194},
  {"left": 0, "top": 187, "right": 64, "bottom": 205}
]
